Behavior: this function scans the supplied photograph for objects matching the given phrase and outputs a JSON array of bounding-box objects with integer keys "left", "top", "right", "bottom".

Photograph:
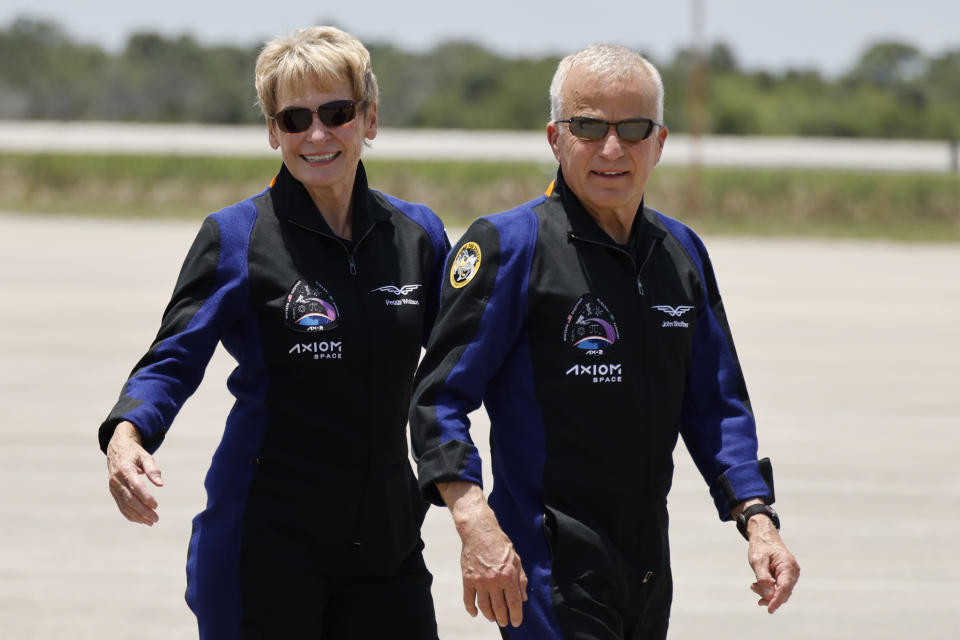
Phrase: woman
[{"left": 99, "top": 26, "right": 448, "bottom": 639}]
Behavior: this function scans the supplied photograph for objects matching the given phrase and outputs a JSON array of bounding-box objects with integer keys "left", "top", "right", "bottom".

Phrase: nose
[
  {"left": 597, "top": 128, "right": 625, "bottom": 159},
  {"left": 305, "top": 114, "right": 332, "bottom": 142}
]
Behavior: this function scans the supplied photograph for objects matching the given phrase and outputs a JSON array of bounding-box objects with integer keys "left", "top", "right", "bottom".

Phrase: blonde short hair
[
  {"left": 549, "top": 44, "right": 664, "bottom": 124},
  {"left": 255, "top": 26, "right": 379, "bottom": 118}
]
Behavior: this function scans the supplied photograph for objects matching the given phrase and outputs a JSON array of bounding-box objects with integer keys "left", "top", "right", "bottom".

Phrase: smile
[
  {"left": 592, "top": 170, "right": 628, "bottom": 177},
  {"left": 302, "top": 152, "right": 339, "bottom": 163}
]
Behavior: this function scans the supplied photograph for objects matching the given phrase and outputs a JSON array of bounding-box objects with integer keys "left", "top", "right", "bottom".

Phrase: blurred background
[
  {"left": 1, "top": 1, "right": 958, "bottom": 638},
  {"left": 0, "top": 0, "right": 958, "bottom": 238}
]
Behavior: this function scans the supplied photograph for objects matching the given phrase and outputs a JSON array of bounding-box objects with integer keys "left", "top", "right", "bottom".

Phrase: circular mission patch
[{"left": 450, "top": 241, "right": 482, "bottom": 288}]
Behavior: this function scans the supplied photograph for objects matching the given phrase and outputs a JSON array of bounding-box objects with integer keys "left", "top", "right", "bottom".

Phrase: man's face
[{"left": 547, "top": 65, "right": 667, "bottom": 221}]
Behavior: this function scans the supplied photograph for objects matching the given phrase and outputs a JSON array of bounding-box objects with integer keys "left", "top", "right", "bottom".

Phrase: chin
[{"left": 586, "top": 192, "right": 637, "bottom": 209}]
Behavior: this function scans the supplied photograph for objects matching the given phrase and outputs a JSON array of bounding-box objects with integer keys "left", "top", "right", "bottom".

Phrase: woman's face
[{"left": 267, "top": 80, "right": 377, "bottom": 202}]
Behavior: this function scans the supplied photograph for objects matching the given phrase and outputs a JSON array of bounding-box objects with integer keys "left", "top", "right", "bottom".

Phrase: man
[{"left": 410, "top": 44, "right": 799, "bottom": 639}]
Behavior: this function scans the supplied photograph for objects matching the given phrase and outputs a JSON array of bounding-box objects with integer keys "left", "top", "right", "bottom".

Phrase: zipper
[
  {"left": 568, "top": 232, "right": 661, "bottom": 296},
  {"left": 346, "top": 223, "right": 378, "bottom": 276},
  {"left": 635, "top": 237, "right": 660, "bottom": 296},
  {"left": 289, "top": 218, "right": 379, "bottom": 277}
]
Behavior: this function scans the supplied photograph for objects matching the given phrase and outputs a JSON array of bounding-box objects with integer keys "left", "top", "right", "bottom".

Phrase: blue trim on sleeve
[
  {"left": 119, "top": 205, "right": 250, "bottom": 452},
  {"left": 441, "top": 203, "right": 562, "bottom": 637},
  {"left": 182, "top": 198, "right": 269, "bottom": 639},
  {"left": 655, "top": 212, "right": 706, "bottom": 274},
  {"left": 485, "top": 334, "right": 564, "bottom": 639},
  {"left": 434, "top": 206, "right": 539, "bottom": 487},
  {"left": 380, "top": 192, "right": 447, "bottom": 253},
  {"left": 655, "top": 212, "right": 766, "bottom": 518}
]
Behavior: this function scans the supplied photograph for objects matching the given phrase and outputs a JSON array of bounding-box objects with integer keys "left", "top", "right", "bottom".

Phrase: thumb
[
  {"left": 750, "top": 552, "right": 775, "bottom": 598},
  {"left": 752, "top": 572, "right": 775, "bottom": 599},
  {"left": 753, "top": 580, "right": 774, "bottom": 600},
  {"left": 139, "top": 452, "right": 164, "bottom": 486}
]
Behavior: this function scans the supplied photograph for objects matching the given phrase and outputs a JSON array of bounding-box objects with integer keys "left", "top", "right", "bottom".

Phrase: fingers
[
  {"left": 474, "top": 585, "right": 517, "bottom": 628},
  {"left": 518, "top": 562, "right": 529, "bottom": 602},
  {"left": 462, "top": 561, "right": 527, "bottom": 627},
  {"left": 748, "top": 538, "right": 800, "bottom": 614},
  {"left": 483, "top": 589, "right": 509, "bottom": 626},
  {"left": 125, "top": 462, "right": 159, "bottom": 511},
  {"left": 765, "top": 559, "right": 800, "bottom": 613},
  {"left": 752, "top": 579, "right": 794, "bottom": 612},
  {"left": 751, "top": 575, "right": 775, "bottom": 605},
  {"left": 750, "top": 581, "right": 772, "bottom": 608},
  {"left": 749, "top": 547, "right": 774, "bottom": 587},
  {"left": 503, "top": 574, "right": 525, "bottom": 626},
  {"left": 451, "top": 498, "right": 528, "bottom": 628},
  {"left": 109, "top": 473, "right": 159, "bottom": 525},
  {"left": 462, "top": 583, "right": 479, "bottom": 617},
  {"left": 106, "top": 433, "right": 162, "bottom": 526}
]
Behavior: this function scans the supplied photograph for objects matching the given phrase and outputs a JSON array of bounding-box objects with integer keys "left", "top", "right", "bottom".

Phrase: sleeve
[
  {"left": 409, "top": 213, "right": 535, "bottom": 505},
  {"left": 421, "top": 220, "right": 452, "bottom": 347},
  {"left": 676, "top": 231, "right": 775, "bottom": 520},
  {"left": 98, "top": 215, "right": 241, "bottom": 454}
]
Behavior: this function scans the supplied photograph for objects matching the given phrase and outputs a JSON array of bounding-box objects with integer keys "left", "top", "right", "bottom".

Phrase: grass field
[{"left": 2, "top": 152, "right": 958, "bottom": 241}]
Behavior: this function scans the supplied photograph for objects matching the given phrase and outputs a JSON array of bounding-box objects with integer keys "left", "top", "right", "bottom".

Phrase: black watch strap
[{"left": 736, "top": 504, "right": 780, "bottom": 540}]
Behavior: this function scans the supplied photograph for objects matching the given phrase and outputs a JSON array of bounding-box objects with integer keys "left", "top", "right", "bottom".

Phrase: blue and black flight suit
[
  {"left": 410, "top": 170, "right": 775, "bottom": 640},
  {"left": 99, "top": 162, "right": 449, "bottom": 639}
]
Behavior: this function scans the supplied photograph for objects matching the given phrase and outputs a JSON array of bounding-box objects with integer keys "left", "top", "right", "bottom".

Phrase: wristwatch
[{"left": 736, "top": 503, "right": 780, "bottom": 540}]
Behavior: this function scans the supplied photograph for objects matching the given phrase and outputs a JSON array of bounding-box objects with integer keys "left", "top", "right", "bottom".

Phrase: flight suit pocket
[{"left": 541, "top": 505, "right": 630, "bottom": 636}]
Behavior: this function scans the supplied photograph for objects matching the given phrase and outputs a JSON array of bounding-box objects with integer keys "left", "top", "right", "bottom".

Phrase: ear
[
  {"left": 652, "top": 125, "right": 668, "bottom": 165},
  {"left": 267, "top": 119, "right": 280, "bottom": 150},
  {"left": 364, "top": 103, "right": 378, "bottom": 141},
  {"left": 546, "top": 121, "right": 562, "bottom": 163}
]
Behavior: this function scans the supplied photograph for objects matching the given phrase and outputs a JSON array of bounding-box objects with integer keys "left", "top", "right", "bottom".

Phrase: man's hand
[
  {"left": 736, "top": 502, "right": 800, "bottom": 613},
  {"left": 437, "top": 481, "right": 528, "bottom": 628},
  {"left": 106, "top": 421, "right": 164, "bottom": 525}
]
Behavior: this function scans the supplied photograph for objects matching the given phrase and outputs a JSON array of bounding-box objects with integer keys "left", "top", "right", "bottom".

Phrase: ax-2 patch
[
  {"left": 284, "top": 280, "right": 341, "bottom": 332},
  {"left": 562, "top": 294, "right": 620, "bottom": 356}
]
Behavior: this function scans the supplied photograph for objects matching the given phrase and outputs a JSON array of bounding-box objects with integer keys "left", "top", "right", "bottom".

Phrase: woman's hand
[{"left": 106, "top": 421, "right": 164, "bottom": 525}]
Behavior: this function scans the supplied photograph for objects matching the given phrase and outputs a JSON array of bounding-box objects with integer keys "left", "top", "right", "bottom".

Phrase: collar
[
  {"left": 551, "top": 168, "right": 665, "bottom": 248},
  {"left": 269, "top": 160, "right": 389, "bottom": 237}
]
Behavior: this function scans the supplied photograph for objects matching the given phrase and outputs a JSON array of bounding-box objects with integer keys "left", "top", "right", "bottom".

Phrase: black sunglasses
[
  {"left": 272, "top": 100, "right": 363, "bottom": 133},
  {"left": 555, "top": 116, "right": 661, "bottom": 143}
]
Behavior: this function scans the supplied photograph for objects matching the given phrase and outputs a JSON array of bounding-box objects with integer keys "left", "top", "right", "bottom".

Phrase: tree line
[{"left": 1, "top": 17, "right": 959, "bottom": 139}]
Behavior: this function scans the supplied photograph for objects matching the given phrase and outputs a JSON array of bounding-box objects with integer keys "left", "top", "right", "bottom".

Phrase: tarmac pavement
[{"left": 1, "top": 211, "right": 958, "bottom": 638}]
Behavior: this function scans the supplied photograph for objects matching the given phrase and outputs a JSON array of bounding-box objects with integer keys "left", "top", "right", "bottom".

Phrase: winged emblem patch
[
  {"left": 651, "top": 305, "right": 695, "bottom": 318},
  {"left": 371, "top": 284, "right": 422, "bottom": 296}
]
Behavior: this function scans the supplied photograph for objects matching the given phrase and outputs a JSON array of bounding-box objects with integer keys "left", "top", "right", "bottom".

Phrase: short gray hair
[{"left": 549, "top": 44, "right": 664, "bottom": 123}]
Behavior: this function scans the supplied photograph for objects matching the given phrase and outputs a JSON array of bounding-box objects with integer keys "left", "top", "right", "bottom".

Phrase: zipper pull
[
  {"left": 637, "top": 279, "right": 645, "bottom": 296},
  {"left": 348, "top": 254, "right": 357, "bottom": 276}
]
